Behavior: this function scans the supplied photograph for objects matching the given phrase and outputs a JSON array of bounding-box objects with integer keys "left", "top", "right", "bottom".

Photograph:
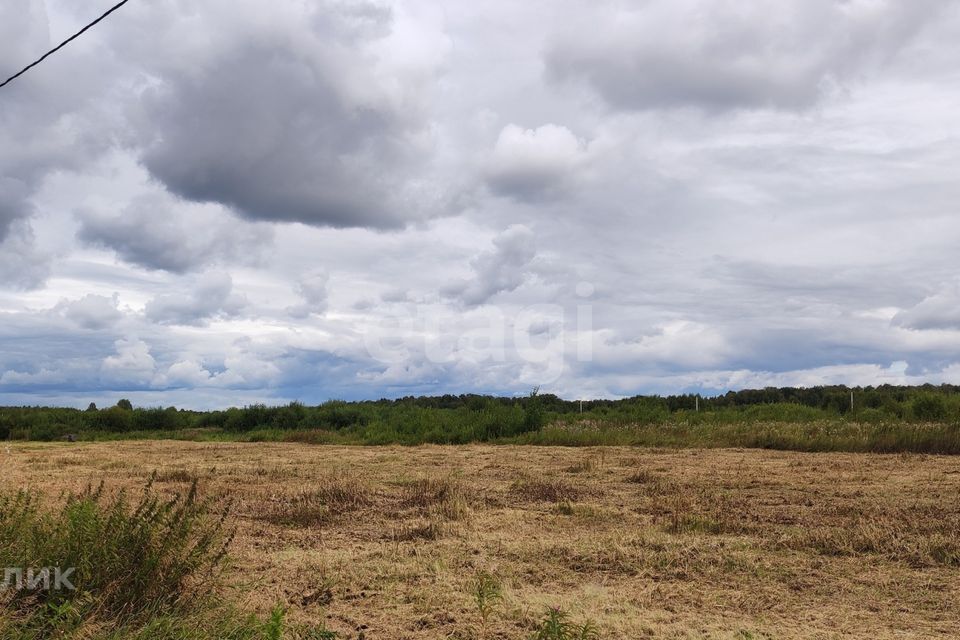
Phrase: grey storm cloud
[
  {"left": 0, "top": 220, "right": 50, "bottom": 289},
  {"left": 545, "top": 0, "right": 945, "bottom": 112},
  {"left": 0, "top": 0, "right": 52, "bottom": 240},
  {"left": 893, "top": 281, "right": 960, "bottom": 331},
  {"left": 144, "top": 272, "right": 246, "bottom": 326},
  {"left": 57, "top": 293, "right": 123, "bottom": 330},
  {"left": 0, "top": 177, "right": 32, "bottom": 241},
  {"left": 0, "top": 1, "right": 124, "bottom": 286},
  {"left": 124, "top": 0, "right": 447, "bottom": 230},
  {"left": 77, "top": 194, "right": 272, "bottom": 273},
  {"left": 442, "top": 225, "right": 537, "bottom": 306},
  {"left": 287, "top": 270, "right": 330, "bottom": 318},
  {"left": 380, "top": 288, "right": 410, "bottom": 303}
]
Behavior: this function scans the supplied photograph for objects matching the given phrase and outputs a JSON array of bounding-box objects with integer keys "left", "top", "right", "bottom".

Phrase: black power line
[{"left": 0, "top": 0, "right": 133, "bottom": 90}]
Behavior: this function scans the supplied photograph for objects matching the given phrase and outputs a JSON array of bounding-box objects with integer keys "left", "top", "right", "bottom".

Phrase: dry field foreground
[{"left": 3, "top": 442, "right": 960, "bottom": 639}]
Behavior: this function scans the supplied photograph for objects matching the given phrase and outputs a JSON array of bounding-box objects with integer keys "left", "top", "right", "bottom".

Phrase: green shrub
[
  {"left": 0, "top": 477, "right": 231, "bottom": 632},
  {"left": 473, "top": 570, "right": 503, "bottom": 626},
  {"left": 314, "top": 401, "right": 368, "bottom": 430},
  {"left": 855, "top": 408, "right": 887, "bottom": 424},
  {"left": 271, "top": 402, "right": 306, "bottom": 430},
  {"left": 90, "top": 406, "right": 134, "bottom": 432},
  {"left": 133, "top": 408, "right": 185, "bottom": 431},
  {"left": 530, "top": 607, "right": 598, "bottom": 640},
  {"left": 224, "top": 404, "right": 271, "bottom": 432},
  {"left": 523, "top": 388, "right": 546, "bottom": 433},
  {"left": 25, "top": 420, "right": 68, "bottom": 441},
  {"left": 912, "top": 394, "right": 947, "bottom": 422},
  {"left": 0, "top": 479, "right": 350, "bottom": 639}
]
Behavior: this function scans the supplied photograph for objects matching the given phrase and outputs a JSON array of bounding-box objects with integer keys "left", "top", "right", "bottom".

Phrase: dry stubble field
[{"left": 3, "top": 441, "right": 959, "bottom": 639}]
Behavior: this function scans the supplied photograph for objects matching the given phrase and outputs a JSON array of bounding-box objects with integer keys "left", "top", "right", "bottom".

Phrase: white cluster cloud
[
  {"left": 100, "top": 337, "right": 157, "bottom": 387},
  {"left": 486, "top": 124, "right": 590, "bottom": 201}
]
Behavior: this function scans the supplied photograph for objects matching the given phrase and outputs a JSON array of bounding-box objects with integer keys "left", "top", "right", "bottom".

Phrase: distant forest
[{"left": 3, "top": 384, "right": 960, "bottom": 449}]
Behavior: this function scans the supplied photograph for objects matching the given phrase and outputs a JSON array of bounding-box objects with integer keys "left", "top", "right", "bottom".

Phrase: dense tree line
[
  {"left": 0, "top": 391, "right": 549, "bottom": 443},
  {"left": 1, "top": 384, "right": 958, "bottom": 442},
  {"left": 376, "top": 384, "right": 960, "bottom": 416}
]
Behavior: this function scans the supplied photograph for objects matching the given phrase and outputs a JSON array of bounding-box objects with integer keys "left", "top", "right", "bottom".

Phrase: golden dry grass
[{"left": 2, "top": 442, "right": 959, "bottom": 639}]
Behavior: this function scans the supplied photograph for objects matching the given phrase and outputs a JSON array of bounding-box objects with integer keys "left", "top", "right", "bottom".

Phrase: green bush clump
[
  {"left": 0, "top": 482, "right": 228, "bottom": 620},
  {"left": 0, "top": 478, "right": 350, "bottom": 639},
  {"left": 0, "top": 478, "right": 233, "bottom": 637},
  {"left": 530, "top": 607, "right": 598, "bottom": 640},
  {"left": 911, "top": 394, "right": 948, "bottom": 422}
]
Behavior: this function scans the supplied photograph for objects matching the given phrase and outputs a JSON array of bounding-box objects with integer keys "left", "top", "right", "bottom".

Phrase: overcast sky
[{"left": 2, "top": 0, "right": 960, "bottom": 408}]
